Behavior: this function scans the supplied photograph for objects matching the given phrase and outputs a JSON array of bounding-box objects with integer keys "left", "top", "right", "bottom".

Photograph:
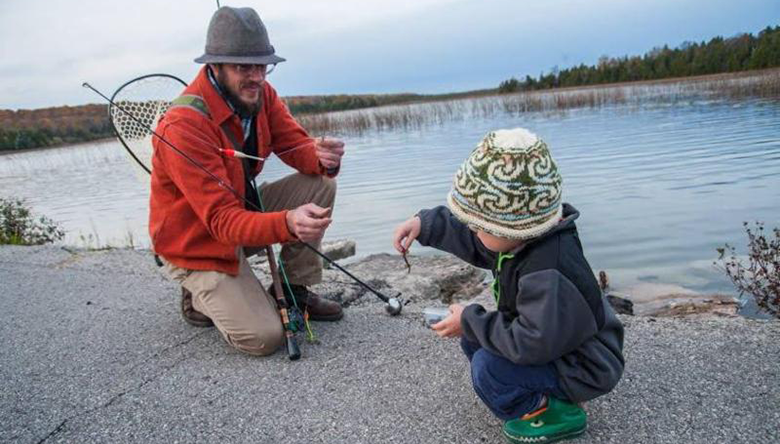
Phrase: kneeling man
[{"left": 151, "top": 6, "right": 343, "bottom": 355}]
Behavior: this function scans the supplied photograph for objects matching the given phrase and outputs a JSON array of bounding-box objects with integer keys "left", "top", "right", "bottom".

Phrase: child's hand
[
  {"left": 392, "top": 216, "right": 421, "bottom": 254},
  {"left": 431, "top": 303, "right": 464, "bottom": 338}
]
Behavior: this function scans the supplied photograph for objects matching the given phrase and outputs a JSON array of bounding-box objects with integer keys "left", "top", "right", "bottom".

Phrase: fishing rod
[{"left": 83, "top": 82, "right": 405, "bottom": 316}]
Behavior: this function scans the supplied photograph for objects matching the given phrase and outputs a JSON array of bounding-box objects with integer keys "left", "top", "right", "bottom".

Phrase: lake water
[{"left": 1, "top": 94, "right": 778, "bottom": 299}]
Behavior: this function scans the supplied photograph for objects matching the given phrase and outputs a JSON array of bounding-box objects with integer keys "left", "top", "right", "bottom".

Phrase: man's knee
[
  {"left": 315, "top": 175, "right": 337, "bottom": 205},
  {"left": 322, "top": 175, "right": 336, "bottom": 194},
  {"left": 228, "top": 324, "right": 285, "bottom": 356}
]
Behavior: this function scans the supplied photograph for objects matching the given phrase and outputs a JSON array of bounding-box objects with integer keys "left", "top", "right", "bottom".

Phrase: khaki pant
[{"left": 163, "top": 173, "right": 336, "bottom": 355}]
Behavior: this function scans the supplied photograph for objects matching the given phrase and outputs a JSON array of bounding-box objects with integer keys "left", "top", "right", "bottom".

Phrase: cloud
[{"left": 1, "top": 0, "right": 778, "bottom": 109}]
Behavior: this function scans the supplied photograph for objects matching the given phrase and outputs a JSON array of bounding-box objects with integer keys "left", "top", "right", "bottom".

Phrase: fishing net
[{"left": 108, "top": 74, "right": 187, "bottom": 186}]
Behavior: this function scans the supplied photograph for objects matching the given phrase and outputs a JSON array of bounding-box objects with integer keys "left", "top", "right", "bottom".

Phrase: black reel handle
[{"left": 286, "top": 334, "right": 301, "bottom": 360}]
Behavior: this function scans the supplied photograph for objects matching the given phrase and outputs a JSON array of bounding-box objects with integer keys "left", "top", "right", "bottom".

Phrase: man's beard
[{"left": 215, "top": 69, "right": 262, "bottom": 118}]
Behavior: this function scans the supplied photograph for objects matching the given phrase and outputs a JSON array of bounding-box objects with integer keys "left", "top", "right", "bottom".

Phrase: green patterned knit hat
[{"left": 447, "top": 128, "right": 563, "bottom": 240}]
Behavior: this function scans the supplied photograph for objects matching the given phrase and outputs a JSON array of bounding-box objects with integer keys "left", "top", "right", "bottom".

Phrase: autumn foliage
[{"left": 0, "top": 104, "right": 112, "bottom": 151}]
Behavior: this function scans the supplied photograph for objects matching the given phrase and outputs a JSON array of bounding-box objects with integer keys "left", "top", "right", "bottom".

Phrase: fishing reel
[{"left": 286, "top": 306, "right": 307, "bottom": 333}]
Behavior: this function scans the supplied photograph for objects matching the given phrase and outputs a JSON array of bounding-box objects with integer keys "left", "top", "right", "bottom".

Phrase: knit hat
[{"left": 447, "top": 128, "right": 563, "bottom": 240}]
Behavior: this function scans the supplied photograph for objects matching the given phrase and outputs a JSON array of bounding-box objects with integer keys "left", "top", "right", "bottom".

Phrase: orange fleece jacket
[{"left": 149, "top": 67, "right": 331, "bottom": 275}]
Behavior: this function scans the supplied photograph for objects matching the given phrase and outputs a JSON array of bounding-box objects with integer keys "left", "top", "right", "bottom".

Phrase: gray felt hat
[{"left": 194, "top": 7, "right": 286, "bottom": 65}]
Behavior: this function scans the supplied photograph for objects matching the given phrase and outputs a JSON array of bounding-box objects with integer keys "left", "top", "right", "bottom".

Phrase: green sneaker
[{"left": 503, "top": 397, "right": 587, "bottom": 443}]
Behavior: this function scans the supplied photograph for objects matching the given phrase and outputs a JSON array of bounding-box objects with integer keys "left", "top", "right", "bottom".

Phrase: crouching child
[{"left": 392, "top": 128, "right": 624, "bottom": 443}]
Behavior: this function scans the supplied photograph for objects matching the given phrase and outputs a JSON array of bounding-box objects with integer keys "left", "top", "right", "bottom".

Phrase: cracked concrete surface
[{"left": 1, "top": 245, "right": 778, "bottom": 444}]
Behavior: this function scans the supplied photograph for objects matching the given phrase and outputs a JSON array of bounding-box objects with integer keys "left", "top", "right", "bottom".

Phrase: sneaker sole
[{"left": 503, "top": 424, "right": 587, "bottom": 444}]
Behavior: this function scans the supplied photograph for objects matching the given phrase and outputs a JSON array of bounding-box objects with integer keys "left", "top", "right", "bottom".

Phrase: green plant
[
  {"left": 716, "top": 222, "right": 780, "bottom": 318},
  {"left": 0, "top": 197, "right": 65, "bottom": 245}
]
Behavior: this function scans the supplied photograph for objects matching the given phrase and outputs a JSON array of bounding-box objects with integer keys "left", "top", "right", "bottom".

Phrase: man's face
[{"left": 211, "top": 63, "right": 268, "bottom": 117}]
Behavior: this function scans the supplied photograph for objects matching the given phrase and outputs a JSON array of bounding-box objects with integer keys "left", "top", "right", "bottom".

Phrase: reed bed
[{"left": 298, "top": 70, "right": 780, "bottom": 136}]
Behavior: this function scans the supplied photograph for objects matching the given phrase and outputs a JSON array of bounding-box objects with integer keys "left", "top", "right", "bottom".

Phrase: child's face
[{"left": 476, "top": 230, "right": 524, "bottom": 253}]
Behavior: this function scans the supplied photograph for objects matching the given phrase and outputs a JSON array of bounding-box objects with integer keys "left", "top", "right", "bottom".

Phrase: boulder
[
  {"left": 248, "top": 239, "right": 356, "bottom": 269},
  {"left": 606, "top": 293, "right": 635, "bottom": 315},
  {"left": 635, "top": 293, "right": 739, "bottom": 317},
  {"left": 321, "top": 239, "right": 357, "bottom": 268}
]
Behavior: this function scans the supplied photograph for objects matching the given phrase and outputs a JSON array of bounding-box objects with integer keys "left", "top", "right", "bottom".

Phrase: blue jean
[{"left": 461, "top": 338, "right": 569, "bottom": 421}]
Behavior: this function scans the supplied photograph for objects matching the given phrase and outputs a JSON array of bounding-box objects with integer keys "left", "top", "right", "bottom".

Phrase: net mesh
[{"left": 109, "top": 75, "right": 185, "bottom": 186}]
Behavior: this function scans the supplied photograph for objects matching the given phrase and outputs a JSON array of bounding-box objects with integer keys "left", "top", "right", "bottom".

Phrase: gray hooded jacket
[{"left": 417, "top": 203, "right": 624, "bottom": 402}]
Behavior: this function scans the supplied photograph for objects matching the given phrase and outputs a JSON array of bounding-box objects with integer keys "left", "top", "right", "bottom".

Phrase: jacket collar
[{"left": 189, "top": 66, "right": 237, "bottom": 127}]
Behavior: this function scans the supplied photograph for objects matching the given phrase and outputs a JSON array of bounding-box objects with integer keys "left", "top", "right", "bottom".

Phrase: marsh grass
[
  {"left": 298, "top": 70, "right": 780, "bottom": 136},
  {"left": 74, "top": 226, "right": 140, "bottom": 251}
]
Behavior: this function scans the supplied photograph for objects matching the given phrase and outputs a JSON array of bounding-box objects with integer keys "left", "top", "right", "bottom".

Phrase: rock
[
  {"left": 463, "top": 287, "right": 497, "bottom": 310},
  {"left": 606, "top": 292, "right": 634, "bottom": 315},
  {"left": 321, "top": 239, "right": 356, "bottom": 268},
  {"left": 248, "top": 239, "right": 356, "bottom": 270},
  {"left": 601, "top": 279, "right": 739, "bottom": 318},
  {"left": 598, "top": 270, "right": 610, "bottom": 291},
  {"left": 310, "top": 253, "right": 487, "bottom": 307},
  {"left": 636, "top": 293, "right": 739, "bottom": 317}
]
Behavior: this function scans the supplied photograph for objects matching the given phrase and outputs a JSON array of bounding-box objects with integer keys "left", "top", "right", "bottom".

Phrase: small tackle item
[
  {"left": 385, "top": 297, "right": 403, "bottom": 316},
  {"left": 422, "top": 306, "right": 449, "bottom": 328}
]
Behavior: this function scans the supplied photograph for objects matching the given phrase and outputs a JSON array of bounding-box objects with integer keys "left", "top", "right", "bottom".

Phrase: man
[{"left": 150, "top": 6, "right": 344, "bottom": 356}]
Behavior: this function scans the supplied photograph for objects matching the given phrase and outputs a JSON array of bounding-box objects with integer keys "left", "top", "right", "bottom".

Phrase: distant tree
[
  {"left": 498, "top": 77, "right": 522, "bottom": 93},
  {"left": 498, "top": 25, "right": 780, "bottom": 92}
]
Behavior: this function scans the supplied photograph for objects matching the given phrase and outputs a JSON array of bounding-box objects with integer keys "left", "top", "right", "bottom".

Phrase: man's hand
[
  {"left": 285, "top": 203, "right": 332, "bottom": 243},
  {"left": 315, "top": 137, "right": 345, "bottom": 170},
  {"left": 392, "top": 216, "right": 421, "bottom": 254},
  {"left": 431, "top": 303, "right": 464, "bottom": 338}
]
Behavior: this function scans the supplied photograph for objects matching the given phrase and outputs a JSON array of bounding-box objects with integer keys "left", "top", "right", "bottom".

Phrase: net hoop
[{"left": 108, "top": 73, "right": 187, "bottom": 182}]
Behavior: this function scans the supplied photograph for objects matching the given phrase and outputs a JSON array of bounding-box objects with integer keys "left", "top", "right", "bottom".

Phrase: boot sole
[
  {"left": 308, "top": 312, "right": 344, "bottom": 322},
  {"left": 504, "top": 424, "right": 587, "bottom": 444},
  {"left": 182, "top": 315, "right": 214, "bottom": 328}
]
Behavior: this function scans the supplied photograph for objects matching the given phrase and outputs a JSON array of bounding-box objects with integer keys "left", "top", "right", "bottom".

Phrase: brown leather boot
[
  {"left": 181, "top": 287, "right": 214, "bottom": 328},
  {"left": 271, "top": 284, "right": 343, "bottom": 322}
]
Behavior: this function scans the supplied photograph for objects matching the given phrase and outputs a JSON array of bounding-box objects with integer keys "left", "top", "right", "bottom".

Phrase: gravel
[{"left": 1, "top": 245, "right": 778, "bottom": 444}]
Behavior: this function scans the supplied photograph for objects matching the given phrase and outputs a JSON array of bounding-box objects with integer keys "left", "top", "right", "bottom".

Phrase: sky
[{"left": 0, "top": 0, "right": 778, "bottom": 110}]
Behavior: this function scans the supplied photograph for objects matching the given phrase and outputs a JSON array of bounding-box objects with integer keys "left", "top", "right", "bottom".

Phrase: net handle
[{"left": 108, "top": 73, "right": 187, "bottom": 175}]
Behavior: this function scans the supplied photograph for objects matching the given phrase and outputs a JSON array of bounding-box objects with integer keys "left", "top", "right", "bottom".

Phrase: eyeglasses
[{"left": 228, "top": 63, "right": 276, "bottom": 76}]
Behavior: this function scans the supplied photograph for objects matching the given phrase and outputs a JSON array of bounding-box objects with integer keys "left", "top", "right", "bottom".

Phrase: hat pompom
[{"left": 447, "top": 128, "right": 563, "bottom": 240}]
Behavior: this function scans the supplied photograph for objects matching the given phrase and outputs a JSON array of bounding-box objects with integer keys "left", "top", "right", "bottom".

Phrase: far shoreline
[
  {"left": 0, "top": 136, "right": 115, "bottom": 157},
  {"left": 2, "top": 68, "right": 778, "bottom": 156}
]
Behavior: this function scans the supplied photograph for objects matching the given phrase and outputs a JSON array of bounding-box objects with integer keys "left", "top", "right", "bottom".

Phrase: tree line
[
  {"left": 0, "top": 95, "right": 425, "bottom": 152},
  {"left": 0, "top": 105, "right": 113, "bottom": 151},
  {"left": 499, "top": 25, "right": 780, "bottom": 93}
]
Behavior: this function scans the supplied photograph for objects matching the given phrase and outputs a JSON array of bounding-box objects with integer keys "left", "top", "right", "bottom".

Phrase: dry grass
[{"left": 298, "top": 69, "right": 780, "bottom": 135}]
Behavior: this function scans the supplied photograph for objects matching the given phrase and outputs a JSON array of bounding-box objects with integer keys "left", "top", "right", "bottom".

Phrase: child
[{"left": 392, "top": 128, "right": 624, "bottom": 443}]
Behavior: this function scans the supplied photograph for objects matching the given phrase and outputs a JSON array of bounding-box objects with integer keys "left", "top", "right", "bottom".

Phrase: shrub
[
  {"left": 716, "top": 222, "right": 780, "bottom": 318},
  {"left": 0, "top": 197, "right": 65, "bottom": 245}
]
